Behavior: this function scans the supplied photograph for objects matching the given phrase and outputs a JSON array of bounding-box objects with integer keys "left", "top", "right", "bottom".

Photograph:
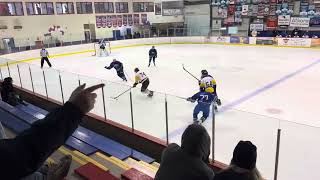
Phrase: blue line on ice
[{"left": 166, "top": 58, "right": 320, "bottom": 140}]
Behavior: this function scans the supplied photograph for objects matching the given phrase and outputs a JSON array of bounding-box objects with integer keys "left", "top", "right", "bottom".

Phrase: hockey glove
[{"left": 187, "top": 97, "right": 196, "bottom": 103}]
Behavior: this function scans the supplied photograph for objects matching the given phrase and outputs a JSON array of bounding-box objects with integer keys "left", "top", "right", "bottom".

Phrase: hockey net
[{"left": 92, "top": 41, "right": 111, "bottom": 56}]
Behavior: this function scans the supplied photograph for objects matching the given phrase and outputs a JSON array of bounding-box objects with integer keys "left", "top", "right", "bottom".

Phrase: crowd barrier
[{"left": 0, "top": 36, "right": 320, "bottom": 180}]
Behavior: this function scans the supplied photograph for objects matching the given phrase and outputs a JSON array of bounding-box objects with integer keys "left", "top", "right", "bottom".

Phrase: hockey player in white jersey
[
  {"left": 98, "top": 39, "right": 108, "bottom": 57},
  {"left": 132, "top": 68, "right": 153, "bottom": 97},
  {"left": 199, "top": 70, "right": 221, "bottom": 106}
]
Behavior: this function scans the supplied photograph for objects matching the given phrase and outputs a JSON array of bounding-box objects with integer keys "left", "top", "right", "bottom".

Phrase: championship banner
[
  {"left": 107, "top": 15, "right": 112, "bottom": 28},
  {"left": 234, "top": 11, "right": 242, "bottom": 23},
  {"left": 290, "top": 17, "right": 310, "bottom": 27},
  {"left": 236, "top": 5, "right": 242, "bottom": 11},
  {"left": 123, "top": 14, "right": 128, "bottom": 26},
  {"left": 111, "top": 15, "right": 117, "bottom": 27},
  {"left": 141, "top": 14, "right": 147, "bottom": 24},
  {"left": 264, "top": 4, "right": 270, "bottom": 16},
  {"left": 278, "top": 15, "right": 290, "bottom": 26},
  {"left": 128, "top": 14, "right": 133, "bottom": 26},
  {"left": 269, "top": 4, "right": 276, "bottom": 15},
  {"left": 218, "top": 8, "right": 228, "bottom": 18},
  {"left": 155, "top": 3, "right": 162, "bottom": 15},
  {"left": 257, "top": 4, "right": 265, "bottom": 17},
  {"left": 101, "top": 16, "right": 107, "bottom": 28},
  {"left": 242, "top": 5, "right": 248, "bottom": 15},
  {"left": 228, "top": 5, "right": 236, "bottom": 15},
  {"left": 117, "top": 15, "right": 122, "bottom": 27},
  {"left": 133, "top": 14, "right": 140, "bottom": 25},
  {"left": 277, "top": 38, "right": 311, "bottom": 47},
  {"left": 252, "top": 5, "right": 258, "bottom": 16},
  {"left": 96, "top": 16, "right": 102, "bottom": 28}
]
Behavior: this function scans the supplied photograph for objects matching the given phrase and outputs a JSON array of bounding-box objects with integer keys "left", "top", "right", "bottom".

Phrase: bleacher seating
[{"left": 0, "top": 100, "right": 159, "bottom": 180}]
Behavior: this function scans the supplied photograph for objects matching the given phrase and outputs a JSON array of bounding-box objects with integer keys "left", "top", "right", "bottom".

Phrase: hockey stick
[
  {"left": 112, "top": 87, "right": 132, "bottom": 100},
  {"left": 182, "top": 64, "right": 199, "bottom": 81}
]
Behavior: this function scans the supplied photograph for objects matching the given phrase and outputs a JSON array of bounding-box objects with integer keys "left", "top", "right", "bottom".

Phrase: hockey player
[
  {"left": 199, "top": 70, "right": 221, "bottom": 106},
  {"left": 99, "top": 39, "right": 108, "bottom": 56},
  {"left": 132, "top": 68, "right": 153, "bottom": 97},
  {"left": 104, "top": 59, "right": 127, "bottom": 81},
  {"left": 148, "top": 46, "right": 157, "bottom": 67},
  {"left": 187, "top": 87, "right": 216, "bottom": 124}
]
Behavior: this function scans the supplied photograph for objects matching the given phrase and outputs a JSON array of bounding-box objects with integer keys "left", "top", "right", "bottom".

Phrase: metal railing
[{"left": 0, "top": 44, "right": 319, "bottom": 180}]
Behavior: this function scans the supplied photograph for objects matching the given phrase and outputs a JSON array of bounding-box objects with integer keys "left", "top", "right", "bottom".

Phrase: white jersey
[
  {"left": 135, "top": 71, "right": 148, "bottom": 83},
  {"left": 40, "top": 49, "right": 48, "bottom": 57},
  {"left": 200, "top": 76, "right": 216, "bottom": 88}
]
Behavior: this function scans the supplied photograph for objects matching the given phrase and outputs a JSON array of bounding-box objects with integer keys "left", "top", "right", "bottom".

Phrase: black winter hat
[{"left": 231, "top": 140, "right": 257, "bottom": 170}]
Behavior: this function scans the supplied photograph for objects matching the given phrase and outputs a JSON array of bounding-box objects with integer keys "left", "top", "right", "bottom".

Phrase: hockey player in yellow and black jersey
[
  {"left": 132, "top": 68, "right": 153, "bottom": 97},
  {"left": 199, "top": 70, "right": 221, "bottom": 106}
]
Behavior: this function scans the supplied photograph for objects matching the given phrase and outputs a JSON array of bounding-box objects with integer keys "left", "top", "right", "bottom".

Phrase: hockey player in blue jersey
[
  {"left": 187, "top": 86, "right": 216, "bottom": 124},
  {"left": 105, "top": 59, "right": 127, "bottom": 81}
]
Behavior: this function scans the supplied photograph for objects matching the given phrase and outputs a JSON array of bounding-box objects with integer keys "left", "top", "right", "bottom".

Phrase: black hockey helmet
[
  {"left": 134, "top": 68, "right": 139, "bottom": 73},
  {"left": 201, "top": 70, "right": 208, "bottom": 76}
]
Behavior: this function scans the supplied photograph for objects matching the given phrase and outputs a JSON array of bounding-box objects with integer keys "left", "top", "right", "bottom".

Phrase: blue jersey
[
  {"left": 106, "top": 61, "right": 123, "bottom": 71},
  {"left": 191, "top": 91, "right": 215, "bottom": 106}
]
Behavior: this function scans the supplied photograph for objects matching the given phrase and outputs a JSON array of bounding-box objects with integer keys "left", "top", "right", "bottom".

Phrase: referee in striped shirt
[{"left": 40, "top": 47, "right": 52, "bottom": 68}]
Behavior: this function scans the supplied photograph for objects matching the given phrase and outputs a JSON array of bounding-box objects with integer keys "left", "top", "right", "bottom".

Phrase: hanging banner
[
  {"left": 228, "top": 5, "right": 236, "bottom": 15},
  {"left": 278, "top": 15, "right": 290, "bottom": 26},
  {"left": 96, "top": 16, "right": 102, "bottom": 28},
  {"left": 128, "top": 14, "right": 133, "bottom": 26},
  {"left": 257, "top": 4, "right": 265, "bottom": 17},
  {"left": 252, "top": 5, "right": 258, "bottom": 16},
  {"left": 123, "top": 14, "right": 128, "bottom": 26},
  {"left": 218, "top": 8, "right": 228, "bottom": 18},
  {"left": 269, "top": 3, "right": 276, "bottom": 15},
  {"left": 264, "top": 4, "right": 270, "bottom": 16},
  {"left": 141, "top": 14, "right": 148, "bottom": 24},
  {"left": 111, "top": 15, "right": 117, "bottom": 27},
  {"left": 277, "top": 38, "right": 311, "bottom": 47},
  {"left": 290, "top": 17, "right": 310, "bottom": 27},
  {"left": 117, "top": 15, "right": 122, "bottom": 27},
  {"left": 106, "top": 15, "right": 112, "bottom": 28},
  {"left": 133, "top": 14, "right": 140, "bottom": 25},
  {"left": 101, "top": 16, "right": 107, "bottom": 28},
  {"left": 266, "top": 16, "right": 277, "bottom": 29},
  {"left": 234, "top": 11, "right": 242, "bottom": 22},
  {"left": 155, "top": 3, "right": 162, "bottom": 15},
  {"left": 242, "top": 5, "right": 249, "bottom": 15}
]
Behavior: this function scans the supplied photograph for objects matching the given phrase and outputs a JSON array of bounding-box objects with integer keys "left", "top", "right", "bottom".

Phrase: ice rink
[{"left": 2, "top": 44, "right": 320, "bottom": 180}]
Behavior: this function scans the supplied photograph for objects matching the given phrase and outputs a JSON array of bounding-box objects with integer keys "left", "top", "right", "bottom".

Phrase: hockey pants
[{"left": 193, "top": 104, "right": 210, "bottom": 119}]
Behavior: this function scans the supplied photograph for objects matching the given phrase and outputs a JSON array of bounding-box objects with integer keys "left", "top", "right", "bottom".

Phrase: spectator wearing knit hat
[{"left": 214, "top": 141, "right": 264, "bottom": 180}]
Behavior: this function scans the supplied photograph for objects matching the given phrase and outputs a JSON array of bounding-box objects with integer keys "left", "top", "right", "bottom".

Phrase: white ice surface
[{"left": 4, "top": 44, "right": 320, "bottom": 180}]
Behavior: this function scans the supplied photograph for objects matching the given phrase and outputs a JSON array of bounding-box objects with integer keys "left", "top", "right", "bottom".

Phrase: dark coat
[
  {"left": 155, "top": 124, "right": 214, "bottom": 180},
  {"left": 0, "top": 102, "right": 84, "bottom": 180}
]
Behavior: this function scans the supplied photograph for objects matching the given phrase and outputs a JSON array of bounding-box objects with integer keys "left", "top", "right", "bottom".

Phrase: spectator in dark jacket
[
  {"left": 214, "top": 141, "right": 264, "bottom": 180},
  {"left": 155, "top": 124, "right": 214, "bottom": 180},
  {"left": 1, "top": 77, "right": 25, "bottom": 106},
  {"left": 0, "top": 83, "right": 104, "bottom": 180}
]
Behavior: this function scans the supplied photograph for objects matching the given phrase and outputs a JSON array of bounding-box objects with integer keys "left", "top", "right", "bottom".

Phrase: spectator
[
  {"left": 214, "top": 141, "right": 264, "bottom": 180},
  {"left": 0, "top": 83, "right": 104, "bottom": 180},
  {"left": 1, "top": 77, "right": 26, "bottom": 106},
  {"left": 155, "top": 124, "right": 214, "bottom": 180}
]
